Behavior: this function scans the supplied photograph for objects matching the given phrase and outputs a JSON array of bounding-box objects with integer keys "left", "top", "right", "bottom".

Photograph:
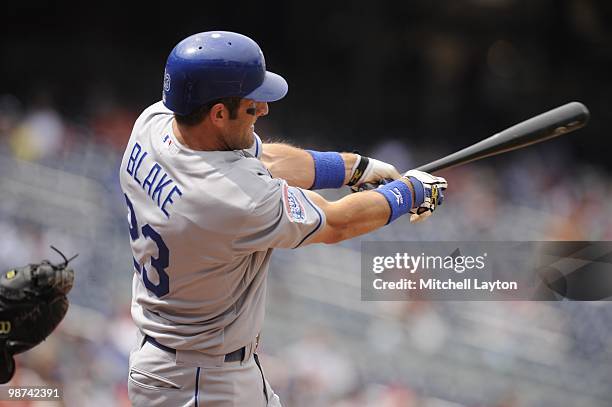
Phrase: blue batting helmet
[{"left": 162, "top": 31, "right": 288, "bottom": 115}]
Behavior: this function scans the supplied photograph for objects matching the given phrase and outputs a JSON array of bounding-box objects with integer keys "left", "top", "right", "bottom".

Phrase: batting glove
[
  {"left": 403, "top": 169, "right": 447, "bottom": 223},
  {"left": 348, "top": 155, "right": 401, "bottom": 191}
]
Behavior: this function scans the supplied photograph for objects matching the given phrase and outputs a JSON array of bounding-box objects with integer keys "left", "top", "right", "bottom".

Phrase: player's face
[{"left": 223, "top": 99, "right": 268, "bottom": 150}]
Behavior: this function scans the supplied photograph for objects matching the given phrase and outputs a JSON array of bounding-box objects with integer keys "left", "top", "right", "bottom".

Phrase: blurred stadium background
[{"left": 2, "top": 1, "right": 612, "bottom": 406}]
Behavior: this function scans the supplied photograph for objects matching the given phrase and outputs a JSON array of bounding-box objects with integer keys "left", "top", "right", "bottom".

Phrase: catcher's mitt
[{"left": 0, "top": 246, "right": 76, "bottom": 383}]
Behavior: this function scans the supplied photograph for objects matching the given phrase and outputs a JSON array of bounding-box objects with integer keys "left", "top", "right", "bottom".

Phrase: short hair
[{"left": 174, "top": 97, "right": 242, "bottom": 126}]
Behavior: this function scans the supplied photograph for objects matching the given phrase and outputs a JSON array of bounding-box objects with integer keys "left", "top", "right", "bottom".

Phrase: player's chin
[
  {"left": 245, "top": 127, "right": 256, "bottom": 144},
  {"left": 236, "top": 131, "right": 255, "bottom": 150}
]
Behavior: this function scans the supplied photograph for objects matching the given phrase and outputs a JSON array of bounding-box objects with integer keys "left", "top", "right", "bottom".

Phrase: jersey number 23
[{"left": 124, "top": 194, "right": 170, "bottom": 297}]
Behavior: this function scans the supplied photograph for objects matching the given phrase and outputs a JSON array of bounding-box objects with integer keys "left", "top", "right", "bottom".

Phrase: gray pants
[{"left": 128, "top": 336, "right": 282, "bottom": 407}]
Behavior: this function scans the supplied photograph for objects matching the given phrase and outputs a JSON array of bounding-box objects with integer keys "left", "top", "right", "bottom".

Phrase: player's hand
[
  {"left": 403, "top": 169, "right": 447, "bottom": 223},
  {"left": 348, "top": 155, "right": 401, "bottom": 191}
]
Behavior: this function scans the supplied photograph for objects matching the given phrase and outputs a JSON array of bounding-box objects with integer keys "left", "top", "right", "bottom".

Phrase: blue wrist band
[
  {"left": 373, "top": 180, "right": 413, "bottom": 224},
  {"left": 407, "top": 176, "right": 424, "bottom": 206},
  {"left": 307, "top": 150, "right": 345, "bottom": 190}
]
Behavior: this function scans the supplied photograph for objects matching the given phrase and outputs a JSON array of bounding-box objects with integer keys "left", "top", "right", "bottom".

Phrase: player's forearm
[
  {"left": 320, "top": 191, "right": 391, "bottom": 242},
  {"left": 261, "top": 143, "right": 357, "bottom": 188},
  {"left": 305, "top": 179, "right": 415, "bottom": 244}
]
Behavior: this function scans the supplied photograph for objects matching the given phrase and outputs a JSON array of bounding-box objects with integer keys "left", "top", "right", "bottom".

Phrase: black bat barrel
[{"left": 417, "top": 102, "right": 590, "bottom": 173}]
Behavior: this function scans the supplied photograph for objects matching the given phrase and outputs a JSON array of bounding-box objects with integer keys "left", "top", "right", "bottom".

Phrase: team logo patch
[
  {"left": 283, "top": 184, "right": 306, "bottom": 223},
  {"left": 163, "top": 71, "right": 171, "bottom": 92}
]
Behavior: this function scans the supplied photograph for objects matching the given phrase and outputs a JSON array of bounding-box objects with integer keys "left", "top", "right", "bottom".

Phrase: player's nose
[{"left": 256, "top": 102, "right": 269, "bottom": 117}]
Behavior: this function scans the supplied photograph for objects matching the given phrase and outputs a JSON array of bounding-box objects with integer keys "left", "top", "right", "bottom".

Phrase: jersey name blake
[{"left": 125, "top": 142, "right": 183, "bottom": 218}]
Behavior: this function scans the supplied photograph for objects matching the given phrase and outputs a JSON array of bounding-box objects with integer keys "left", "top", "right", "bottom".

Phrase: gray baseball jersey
[{"left": 119, "top": 101, "right": 325, "bottom": 355}]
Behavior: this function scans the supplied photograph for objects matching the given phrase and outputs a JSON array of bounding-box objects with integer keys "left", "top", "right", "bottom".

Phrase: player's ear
[{"left": 209, "top": 103, "right": 226, "bottom": 126}]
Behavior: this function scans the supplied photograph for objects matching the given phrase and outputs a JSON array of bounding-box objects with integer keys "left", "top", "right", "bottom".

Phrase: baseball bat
[
  {"left": 413, "top": 101, "right": 589, "bottom": 173},
  {"left": 359, "top": 102, "right": 590, "bottom": 191}
]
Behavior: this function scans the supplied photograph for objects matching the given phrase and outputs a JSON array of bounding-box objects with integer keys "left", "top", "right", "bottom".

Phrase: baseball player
[{"left": 120, "top": 31, "right": 447, "bottom": 407}]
